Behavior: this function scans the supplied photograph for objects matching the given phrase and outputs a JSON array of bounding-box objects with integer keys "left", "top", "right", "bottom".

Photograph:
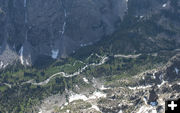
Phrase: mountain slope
[
  {"left": 0, "top": 0, "right": 127, "bottom": 65},
  {"left": 0, "top": 0, "right": 180, "bottom": 113}
]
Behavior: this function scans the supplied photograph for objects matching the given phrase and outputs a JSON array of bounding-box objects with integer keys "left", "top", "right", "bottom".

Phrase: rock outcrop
[{"left": 0, "top": 0, "right": 128, "bottom": 64}]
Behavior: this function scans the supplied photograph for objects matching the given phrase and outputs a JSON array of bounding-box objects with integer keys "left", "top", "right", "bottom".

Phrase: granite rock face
[{"left": 0, "top": 0, "right": 128, "bottom": 64}]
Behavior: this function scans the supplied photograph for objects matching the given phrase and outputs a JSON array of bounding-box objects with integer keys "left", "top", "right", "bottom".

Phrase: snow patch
[
  {"left": 140, "top": 16, "right": 144, "bottom": 19},
  {"left": 51, "top": 49, "right": 59, "bottom": 59},
  {"left": 142, "top": 76, "right": 145, "bottom": 80},
  {"left": 118, "top": 110, "right": 123, "bottom": 113},
  {"left": 26, "top": 59, "right": 30, "bottom": 65},
  {"left": 89, "top": 91, "right": 107, "bottom": 99},
  {"left": 100, "top": 85, "right": 109, "bottom": 90},
  {"left": 83, "top": 77, "right": 89, "bottom": 84},
  {"left": 162, "top": 3, "right": 167, "bottom": 8},
  {"left": 175, "top": 67, "right": 179, "bottom": 75},
  {"left": 128, "top": 85, "right": 152, "bottom": 90},
  {"left": 68, "top": 91, "right": 106, "bottom": 112},
  {"left": 0, "top": 61, "right": 3, "bottom": 68},
  {"left": 152, "top": 109, "right": 157, "bottom": 113},
  {"left": 19, "top": 46, "right": 24, "bottom": 65},
  {"left": 38, "top": 109, "right": 42, "bottom": 113},
  {"left": 69, "top": 91, "right": 106, "bottom": 103},
  {"left": 69, "top": 94, "right": 88, "bottom": 103},
  {"left": 64, "top": 102, "right": 68, "bottom": 106}
]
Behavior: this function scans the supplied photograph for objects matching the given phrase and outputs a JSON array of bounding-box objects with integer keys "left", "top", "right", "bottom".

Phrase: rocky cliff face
[
  {"left": 0, "top": 0, "right": 179, "bottom": 66},
  {"left": 0, "top": 0, "right": 127, "bottom": 65}
]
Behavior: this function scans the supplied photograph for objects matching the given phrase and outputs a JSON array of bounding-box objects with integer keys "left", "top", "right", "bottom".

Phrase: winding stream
[
  {"left": 2, "top": 53, "right": 141, "bottom": 87},
  {"left": 22, "top": 54, "right": 141, "bottom": 86},
  {"left": 25, "top": 56, "right": 108, "bottom": 86}
]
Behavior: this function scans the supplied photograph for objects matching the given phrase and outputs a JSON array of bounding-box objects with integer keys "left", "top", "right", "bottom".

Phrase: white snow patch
[
  {"left": 152, "top": 109, "right": 157, "bottom": 113},
  {"left": 83, "top": 77, "right": 89, "bottom": 84},
  {"left": 38, "top": 109, "right": 42, "bottom": 113},
  {"left": 162, "top": 3, "right": 167, "bottom": 8},
  {"left": 140, "top": 16, "right": 144, "bottom": 19},
  {"left": 67, "top": 91, "right": 106, "bottom": 113},
  {"left": 51, "top": 49, "right": 59, "bottom": 59},
  {"left": 19, "top": 46, "right": 24, "bottom": 65},
  {"left": 69, "top": 91, "right": 106, "bottom": 103},
  {"left": 60, "top": 106, "right": 64, "bottom": 110},
  {"left": 142, "top": 76, "right": 145, "bottom": 80},
  {"left": 152, "top": 75, "right": 156, "bottom": 79},
  {"left": 175, "top": 67, "right": 179, "bottom": 75},
  {"left": 118, "top": 110, "right": 123, "bottom": 113},
  {"left": 26, "top": 59, "right": 30, "bottom": 65},
  {"left": 100, "top": 85, "right": 109, "bottom": 90},
  {"left": 69, "top": 94, "right": 88, "bottom": 103},
  {"left": 128, "top": 85, "right": 152, "bottom": 90},
  {"left": 64, "top": 102, "right": 68, "bottom": 106},
  {"left": 0, "top": 61, "right": 3, "bottom": 68},
  {"left": 89, "top": 91, "right": 107, "bottom": 99}
]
